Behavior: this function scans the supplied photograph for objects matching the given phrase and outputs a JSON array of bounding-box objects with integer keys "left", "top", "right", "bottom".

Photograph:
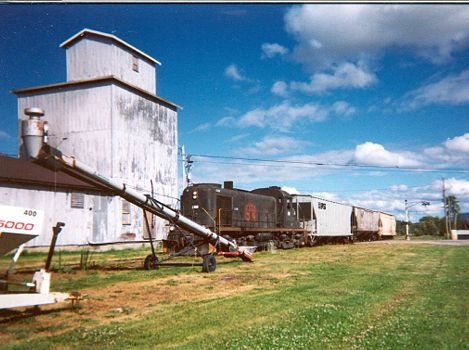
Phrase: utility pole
[
  {"left": 179, "top": 146, "right": 193, "bottom": 191},
  {"left": 442, "top": 178, "right": 450, "bottom": 239}
]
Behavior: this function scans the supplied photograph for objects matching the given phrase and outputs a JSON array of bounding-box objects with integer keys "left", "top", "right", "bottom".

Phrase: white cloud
[
  {"left": 423, "top": 133, "right": 469, "bottom": 167},
  {"left": 237, "top": 101, "right": 328, "bottom": 131},
  {"left": 441, "top": 178, "right": 469, "bottom": 198},
  {"left": 224, "top": 64, "right": 247, "bottom": 81},
  {"left": 239, "top": 135, "right": 309, "bottom": 157},
  {"left": 222, "top": 100, "right": 357, "bottom": 132},
  {"left": 281, "top": 186, "right": 299, "bottom": 195},
  {"left": 445, "top": 133, "right": 469, "bottom": 153},
  {"left": 406, "top": 69, "right": 469, "bottom": 108},
  {"left": 271, "top": 80, "right": 289, "bottom": 97},
  {"left": 331, "top": 101, "right": 356, "bottom": 117},
  {"left": 261, "top": 43, "right": 289, "bottom": 58},
  {"left": 284, "top": 4, "right": 469, "bottom": 70},
  {"left": 290, "top": 62, "right": 377, "bottom": 94},
  {"left": 353, "top": 142, "right": 422, "bottom": 168}
]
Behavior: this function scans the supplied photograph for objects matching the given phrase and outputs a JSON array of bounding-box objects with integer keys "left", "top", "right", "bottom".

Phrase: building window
[
  {"left": 132, "top": 55, "right": 139, "bottom": 72},
  {"left": 71, "top": 192, "right": 85, "bottom": 209},
  {"left": 122, "top": 200, "right": 131, "bottom": 225}
]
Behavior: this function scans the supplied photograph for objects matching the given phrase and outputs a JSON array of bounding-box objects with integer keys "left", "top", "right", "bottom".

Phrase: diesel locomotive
[
  {"left": 174, "top": 181, "right": 308, "bottom": 250},
  {"left": 166, "top": 181, "right": 396, "bottom": 252}
]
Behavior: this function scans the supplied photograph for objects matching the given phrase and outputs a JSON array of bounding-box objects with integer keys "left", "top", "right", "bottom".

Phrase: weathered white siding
[
  {"left": 294, "top": 195, "right": 352, "bottom": 237},
  {"left": 15, "top": 80, "right": 177, "bottom": 246},
  {"left": 65, "top": 36, "right": 157, "bottom": 94},
  {"left": 111, "top": 84, "right": 178, "bottom": 238},
  {"left": 17, "top": 84, "right": 113, "bottom": 175},
  {"left": 9, "top": 29, "right": 177, "bottom": 248},
  {"left": 0, "top": 186, "right": 92, "bottom": 246}
]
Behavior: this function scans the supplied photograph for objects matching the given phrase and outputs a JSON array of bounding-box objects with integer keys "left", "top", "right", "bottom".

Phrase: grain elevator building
[{"left": 6, "top": 28, "right": 178, "bottom": 248}]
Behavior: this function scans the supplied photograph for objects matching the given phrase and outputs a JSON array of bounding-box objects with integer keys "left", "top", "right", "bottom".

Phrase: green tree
[
  {"left": 445, "top": 195, "right": 460, "bottom": 230},
  {"left": 418, "top": 216, "right": 441, "bottom": 236}
]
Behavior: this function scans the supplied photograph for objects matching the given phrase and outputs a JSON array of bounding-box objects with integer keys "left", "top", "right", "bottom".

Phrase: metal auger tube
[{"left": 21, "top": 113, "right": 253, "bottom": 262}]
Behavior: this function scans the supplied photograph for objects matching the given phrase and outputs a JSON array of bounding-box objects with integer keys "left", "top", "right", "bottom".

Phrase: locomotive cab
[{"left": 251, "top": 186, "right": 299, "bottom": 229}]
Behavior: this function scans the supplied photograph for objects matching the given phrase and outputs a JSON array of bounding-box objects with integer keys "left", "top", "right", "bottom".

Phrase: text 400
[{"left": 0, "top": 220, "right": 34, "bottom": 230}]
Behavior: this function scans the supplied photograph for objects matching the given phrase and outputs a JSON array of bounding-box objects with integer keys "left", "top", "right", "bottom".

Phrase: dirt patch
[{"left": 0, "top": 261, "right": 288, "bottom": 344}]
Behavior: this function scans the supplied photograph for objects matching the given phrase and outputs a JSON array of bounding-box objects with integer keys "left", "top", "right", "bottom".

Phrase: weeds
[{"left": 0, "top": 244, "right": 467, "bottom": 350}]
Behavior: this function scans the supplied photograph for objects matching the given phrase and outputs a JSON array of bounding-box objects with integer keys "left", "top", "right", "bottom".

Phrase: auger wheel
[
  {"left": 202, "top": 254, "right": 217, "bottom": 273},
  {"left": 144, "top": 254, "right": 160, "bottom": 270}
]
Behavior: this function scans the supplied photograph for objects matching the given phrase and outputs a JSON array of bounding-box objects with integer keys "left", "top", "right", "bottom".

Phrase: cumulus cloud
[
  {"left": 332, "top": 101, "right": 356, "bottom": 117},
  {"left": 215, "top": 100, "right": 356, "bottom": 132},
  {"left": 284, "top": 4, "right": 469, "bottom": 70},
  {"left": 224, "top": 64, "right": 247, "bottom": 81},
  {"left": 445, "top": 133, "right": 469, "bottom": 152},
  {"left": 405, "top": 69, "right": 469, "bottom": 108},
  {"left": 290, "top": 62, "right": 377, "bottom": 94},
  {"left": 239, "top": 135, "right": 309, "bottom": 157},
  {"left": 238, "top": 101, "right": 327, "bottom": 131},
  {"left": 442, "top": 178, "right": 469, "bottom": 197},
  {"left": 424, "top": 133, "right": 469, "bottom": 167},
  {"left": 353, "top": 142, "right": 422, "bottom": 168},
  {"left": 271, "top": 80, "right": 289, "bottom": 97},
  {"left": 261, "top": 43, "right": 289, "bottom": 58}
]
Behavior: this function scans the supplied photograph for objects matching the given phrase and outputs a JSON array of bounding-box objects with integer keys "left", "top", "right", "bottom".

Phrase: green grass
[{"left": 1, "top": 243, "right": 468, "bottom": 349}]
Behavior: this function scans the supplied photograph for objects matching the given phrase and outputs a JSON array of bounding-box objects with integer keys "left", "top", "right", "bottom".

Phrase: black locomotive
[{"left": 173, "top": 181, "right": 308, "bottom": 250}]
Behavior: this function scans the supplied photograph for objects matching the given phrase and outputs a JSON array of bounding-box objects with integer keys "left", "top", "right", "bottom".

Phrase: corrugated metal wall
[
  {"left": 9, "top": 30, "right": 177, "bottom": 248},
  {"left": 66, "top": 36, "right": 157, "bottom": 94}
]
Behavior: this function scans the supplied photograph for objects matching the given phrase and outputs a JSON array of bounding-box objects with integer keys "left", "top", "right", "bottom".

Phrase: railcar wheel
[
  {"left": 202, "top": 254, "right": 217, "bottom": 273},
  {"left": 144, "top": 254, "right": 159, "bottom": 270}
]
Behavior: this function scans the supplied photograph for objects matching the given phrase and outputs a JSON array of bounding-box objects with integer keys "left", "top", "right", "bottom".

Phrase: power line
[{"left": 186, "top": 154, "right": 469, "bottom": 173}]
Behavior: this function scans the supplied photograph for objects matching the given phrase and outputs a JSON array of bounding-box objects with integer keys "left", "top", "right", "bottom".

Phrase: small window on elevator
[
  {"left": 122, "top": 200, "right": 131, "bottom": 225},
  {"left": 132, "top": 55, "right": 139, "bottom": 72}
]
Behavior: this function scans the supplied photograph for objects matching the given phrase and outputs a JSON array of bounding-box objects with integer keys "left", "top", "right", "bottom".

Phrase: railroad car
[
  {"left": 293, "top": 194, "right": 354, "bottom": 245},
  {"left": 377, "top": 211, "right": 397, "bottom": 239},
  {"left": 352, "top": 207, "right": 380, "bottom": 241},
  {"left": 178, "top": 182, "right": 306, "bottom": 249},
  {"left": 173, "top": 182, "right": 397, "bottom": 251}
]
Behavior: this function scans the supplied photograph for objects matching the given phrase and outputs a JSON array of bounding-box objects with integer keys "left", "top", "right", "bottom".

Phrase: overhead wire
[{"left": 185, "top": 154, "right": 469, "bottom": 174}]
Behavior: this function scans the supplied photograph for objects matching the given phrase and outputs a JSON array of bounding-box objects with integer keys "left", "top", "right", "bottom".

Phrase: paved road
[{"left": 362, "top": 239, "right": 469, "bottom": 246}]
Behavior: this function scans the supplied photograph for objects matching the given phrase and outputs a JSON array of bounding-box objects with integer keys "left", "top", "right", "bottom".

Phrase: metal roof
[
  {"left": 11, "top": 75, "right": 179, "bottom": 110},
  {"left": 60, "top": 28, "right": 161, "bottom": 66},
  {"left": 0, "top": 155, "right": 113, "bottom": 194}
]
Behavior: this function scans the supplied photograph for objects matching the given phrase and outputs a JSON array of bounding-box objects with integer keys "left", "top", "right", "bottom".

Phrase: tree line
[{"left": 396, "top": 195, "right": 467, "bottom": 237}]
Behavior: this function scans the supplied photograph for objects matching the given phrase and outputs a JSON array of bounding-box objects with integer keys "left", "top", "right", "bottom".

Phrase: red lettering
[{"left": 245, "top": 203, "right": 257, "bottom": 222}]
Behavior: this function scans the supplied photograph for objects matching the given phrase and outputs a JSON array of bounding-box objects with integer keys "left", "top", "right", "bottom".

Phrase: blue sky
[{"left": 1, "top": 3, "right": 468, "bottom": 221}]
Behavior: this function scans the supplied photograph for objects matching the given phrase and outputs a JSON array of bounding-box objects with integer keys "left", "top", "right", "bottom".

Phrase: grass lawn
[{"left": 0, "top": 242, "right": 468, "bottom": 349}]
